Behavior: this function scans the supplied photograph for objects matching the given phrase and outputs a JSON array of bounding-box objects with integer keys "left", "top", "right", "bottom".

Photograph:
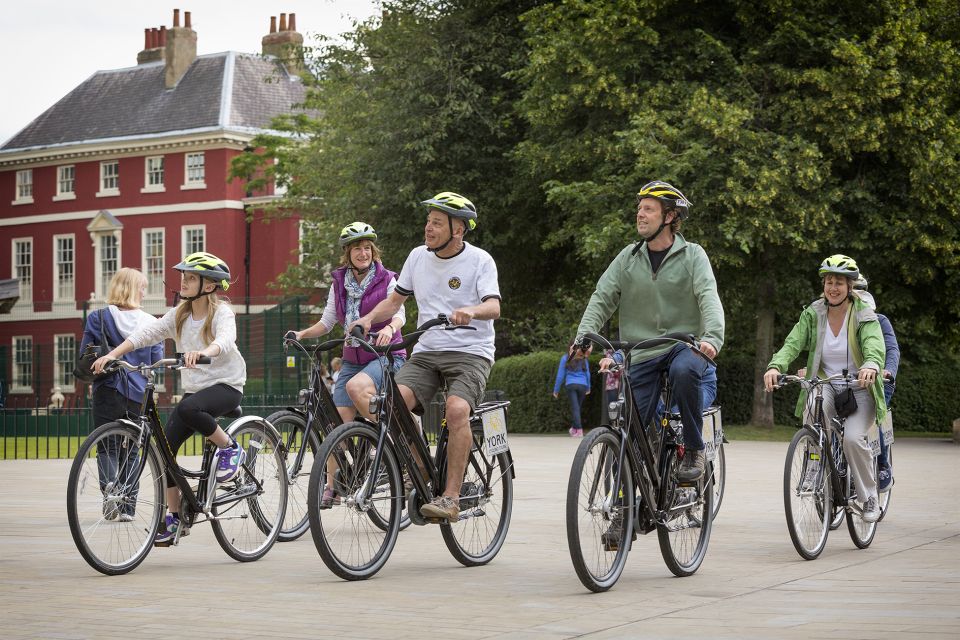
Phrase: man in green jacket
[{"left": 577, "top": 180, "right": 725, "bottom": 483}]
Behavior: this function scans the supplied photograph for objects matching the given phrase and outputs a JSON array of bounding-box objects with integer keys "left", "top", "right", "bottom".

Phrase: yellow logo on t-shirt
[{"left": 448, "top": 277, "right": 462, "bottom": 290}]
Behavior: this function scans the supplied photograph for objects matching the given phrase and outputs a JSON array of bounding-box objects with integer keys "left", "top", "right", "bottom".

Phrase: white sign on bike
[
  {"left": 482, "top": 408, "right": 509, "bottom": 455},
  {"left": 880, "top": 409, "right": 894, "bottom": 445}
]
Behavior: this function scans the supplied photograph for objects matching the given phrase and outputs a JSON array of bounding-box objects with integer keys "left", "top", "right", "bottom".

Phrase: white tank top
[{"left": 821, "top": 319, "right": 856, "bottom": 377}]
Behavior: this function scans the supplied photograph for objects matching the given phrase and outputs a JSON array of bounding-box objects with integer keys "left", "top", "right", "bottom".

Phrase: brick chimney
[
  {"left": 137, "top": 25, "right": 167, "bottom": 64},
  {"left": 165, "top": 8, "right": 197, "bottom": 88},
  {"left": 261, "top": 12, "right": 304, "bottom": 75}
]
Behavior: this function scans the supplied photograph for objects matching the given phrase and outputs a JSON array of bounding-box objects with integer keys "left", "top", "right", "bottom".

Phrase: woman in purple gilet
[{"left": 291, "top": 222, "right": 407, "bottom": 507}]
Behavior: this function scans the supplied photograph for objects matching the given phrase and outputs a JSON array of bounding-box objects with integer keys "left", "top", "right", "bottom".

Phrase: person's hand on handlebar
[
  {"left": 374, "top": 324, "right": 397, "bottom": 347},
  {"left": 763, "top": 368, "right": 782, "bottom": 392},
  {"left": 91, "top": 355, "right": 116, "bottom": 375},
  {"left": 598, "top": 356, "right": 616, "bottom": 373},
  {"left": 857, "top": 367, "right": 877, "bottom": 388},
  {"left": 699, "top": 341, "right": 717, "bottom": 360},
  {"left": 182, "top": 350, "right": 206, "bottom": 368},
  {"left": 347, "top": 316, "right": 373, "bottom": 338},
  {"left": 449, "top": 307, "right": 475, "bottom": 326}
]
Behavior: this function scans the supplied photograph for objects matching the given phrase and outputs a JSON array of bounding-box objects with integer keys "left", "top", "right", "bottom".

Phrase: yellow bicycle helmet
[
  {"left": 636, "top": 181, "right": 692, "bottom": 220},
  {"left": 818, "top": 254, "right": 859, "bottom": 280},
  {"left": 339, "top": 222, "right": 378, "bottom": 247},
  {"left": 420, "top": 191, "right": 478, "bottom": 231},
  {"left": 174, "top": 252, "right": 231, "bottom": 292}
]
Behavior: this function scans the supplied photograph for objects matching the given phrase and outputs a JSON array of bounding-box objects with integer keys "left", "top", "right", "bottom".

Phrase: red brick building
[{"left": 0, "top": 10, "right": 308, "bottom": 406}]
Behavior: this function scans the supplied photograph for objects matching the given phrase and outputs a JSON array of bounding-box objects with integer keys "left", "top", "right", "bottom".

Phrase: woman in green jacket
[{"left": 763, "top": 255, "right": 886, "bottom": 523}]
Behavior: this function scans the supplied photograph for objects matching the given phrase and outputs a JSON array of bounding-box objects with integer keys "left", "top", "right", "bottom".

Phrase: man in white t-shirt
[{"left": 352, "top": 191, "right": 501, "bottom": 523}]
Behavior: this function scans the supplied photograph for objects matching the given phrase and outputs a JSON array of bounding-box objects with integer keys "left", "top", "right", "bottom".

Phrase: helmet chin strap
[
  {"left": 641, "top": 209, "right": 674, "bottom": 244},
  {"left": 349, "top": 259, "right": 371, "bottom": 277},
  {"left": 427, "top": 217, "right": 458, "bottom": 254},
  {"left": 826, "top": 293, "right": 852, "bottom": 308}
]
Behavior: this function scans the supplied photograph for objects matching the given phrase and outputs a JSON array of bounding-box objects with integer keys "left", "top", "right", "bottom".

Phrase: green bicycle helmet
[
  {"left": 636, "top": 181, "right": 692, "bottom": 220},
  {"left": 818, "top": 254, "right": 859, "bottom": 280},
  {"left": 420, "top": 191, "right": 478, "bottom": 231},
  {"left": 174, "top": 252, "right": 231, "bottom": 292},
  {"left": 339, "top": 221, "right": 378, "bottom": 247}
]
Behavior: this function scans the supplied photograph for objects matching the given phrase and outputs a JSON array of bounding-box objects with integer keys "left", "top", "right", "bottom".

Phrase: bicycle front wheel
[
  {"left": 784, "top": 428, "right": 832, "bottom": 560},
  {"left": 268, "top": 410, "right": 321, "bottom": 542},
  {"left": 309, "top": 422, "right": 402, "bottom": 580},
  {"left": 211, "top": 419, "right": 288, "bottom": 561},
  {"left": 566, "top": 428, "right": 634, "bottom": 592},
  {"left": 657, "top": 447, "right": 714, "bottom": 577},
  {"left": 710, "top": 442, "right": 726, "bottom": 519},
  {"left": 441, "top": 427, "right": 514, "bottom": 567},
  {"left": 67, "top": 422, "right": 164, "bottom": 575}
]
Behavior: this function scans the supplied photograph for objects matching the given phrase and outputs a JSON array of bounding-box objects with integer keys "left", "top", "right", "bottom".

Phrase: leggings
[{"left": 164, "top": 383, "right": 243, "bottom": 488}]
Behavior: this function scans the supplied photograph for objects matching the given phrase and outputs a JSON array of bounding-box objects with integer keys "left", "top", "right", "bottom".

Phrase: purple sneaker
[
  {"left": 154, "top": 514, "right": 189, "bottom": 546},
  {"left": 216, "top": 442, "right": 246, "bottom": 482}
]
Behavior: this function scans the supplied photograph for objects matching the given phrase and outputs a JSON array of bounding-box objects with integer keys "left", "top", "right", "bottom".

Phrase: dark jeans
[
  {"left": 164, "top": 384, "right": 243, "bottom": 488},
  {"left": 628, "top": 344, "right": 711, "bottom": 451},
  {"left": 93, "top": 386, "right": 143, "bottom": 516},
  {"left": 565, "top": 384, "right": 589, "bottom": 430}
]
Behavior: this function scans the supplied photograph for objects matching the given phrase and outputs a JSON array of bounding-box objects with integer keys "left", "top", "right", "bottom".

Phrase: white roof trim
[
  {"left": 220, "top": 51, "right": 236, "bottom": 128},
  {"left": 0, "top": 200, "right": 245, "bottom": 227}
]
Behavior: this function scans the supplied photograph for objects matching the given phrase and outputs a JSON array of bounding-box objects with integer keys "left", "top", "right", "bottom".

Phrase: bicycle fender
[{"left": 225, "top": 415, "right": 283, "bottom": 444}]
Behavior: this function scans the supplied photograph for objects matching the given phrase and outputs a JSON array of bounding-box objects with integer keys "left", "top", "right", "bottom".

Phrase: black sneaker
[
  {"left": 601, "top": 512, "right": 636, "bottom": 551},
  {"left": 676, "top": 449, "right": 705, "bottom": 483}
]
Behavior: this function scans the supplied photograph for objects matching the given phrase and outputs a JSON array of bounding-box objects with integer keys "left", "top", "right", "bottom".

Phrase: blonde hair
[
  {"left": 338, "top": 240, "right": 382, "bottom": 267},
  {"left": 175, "top": 292, "right": 225, "bottom": 346},
  {"left": 107, "top": 268, "right": 147, "bottom": 309}
]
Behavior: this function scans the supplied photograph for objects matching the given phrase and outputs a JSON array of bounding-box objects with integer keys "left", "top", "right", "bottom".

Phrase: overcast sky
[{"left": 0, "top": 0, "right": 380, "bottom": 145}]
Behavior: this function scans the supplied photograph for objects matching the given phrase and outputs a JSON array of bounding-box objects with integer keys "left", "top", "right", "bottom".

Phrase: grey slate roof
[{"left": 1, "top": 53, "right": 307, "bottom": 151}]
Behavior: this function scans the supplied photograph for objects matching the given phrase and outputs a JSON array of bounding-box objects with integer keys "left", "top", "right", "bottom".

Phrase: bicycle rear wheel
[
  {"left": 710, "top": 442, "right": 726, "bottom": 519},
  {"left": 657, "top": 447, "right": 714, "bottom": 577},
  {"left": 878, "top": 445, "right": 892, "bottom": 521},
  {"left": 309, "top": 422, "right": 402, "bottom": 580},
  {"left": 845, "top": 471, "right": 878, "bottom": 549},
  {"left": 211, "top": 419, "right": 288, "bottom": 561},
  {"left": 67, "top": 422, "right": 164, "bottom": 575},
  {"left": 441, "top": 426, "right": 514, "bottom": 567},
  {"left": 268, "top": 410, "right": 321, "bottom": 542},
  {"left": 566, "top": 428, "right": 634, "bottom": 592},
  {"left": 783, "top": 428, "right": 832, "bottom": 560}
]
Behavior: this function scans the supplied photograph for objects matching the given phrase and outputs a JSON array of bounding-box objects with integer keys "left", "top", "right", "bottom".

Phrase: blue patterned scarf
[{"left": 344, "top": 263, "right": 376, "bottom": 346}]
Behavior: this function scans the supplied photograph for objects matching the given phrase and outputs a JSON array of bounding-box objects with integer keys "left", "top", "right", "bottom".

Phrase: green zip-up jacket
[
  {"left": 766, "top": 296, "right": 887, "bottom": 431},
  {"left": 576, "top": 234, "right": 725, "bottom": 362}
]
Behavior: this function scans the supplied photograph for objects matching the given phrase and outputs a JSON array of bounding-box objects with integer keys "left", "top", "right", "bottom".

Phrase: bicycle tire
[
  {"left": 657, "top": 447, "right": 714, "bottom": 577},
  {"left": 440, "top": 426, "right": 514, "bottom": 567},
  {"left": 211, "top": 419, "right": 288, "bottom": 562},
  {"left": 783, "top": 428, "right": 832, "bottom": 560},
  {"left": 878, "top": 445, "right": 892, "bottom": 521},
  {"left": 566, "top": 428, "right": 634, "bottom": 592},
  {"left": 67, "top": 422, "right": 164, "bottom": 575},
  {"left": 365, "top": 458, "right": 412, "bottom": 533},
  {"left": 710, "top": 443, "right": 726, "bottom": 519},
  {"left": 845, "top": 468, "right": 878, "bottom": 549},
  {"left": 268, "top": 410, "right": 321, "bottom": 542},
  {"left": 309, "top": 421, "right": 402, "bottom": 580}
]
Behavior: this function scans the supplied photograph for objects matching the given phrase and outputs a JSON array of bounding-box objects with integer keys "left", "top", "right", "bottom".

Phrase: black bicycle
[
  {"left": 567, "top": 332, "right": 717, "bottom": 592},
  {"left": 307, "top": 315, "right": 515, "bottom": 580},
  {"left": 776, "top": 373, "right": 881, "bottom": 560},
  {"left": 66, "top": 356, "right": 288, "bottom": 575},
  {"left": 271, "top": 333, "right": 411, "bottom": 541}
]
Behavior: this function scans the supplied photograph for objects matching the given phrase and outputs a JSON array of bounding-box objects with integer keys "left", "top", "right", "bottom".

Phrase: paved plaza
[{"left": 0, "top": 436, "right": 957, "bottom": 639}]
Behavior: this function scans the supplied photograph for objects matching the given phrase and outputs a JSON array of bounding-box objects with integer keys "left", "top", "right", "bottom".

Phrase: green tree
[{"left": 514, "top": 0, "right": 960, "bottom": 425}]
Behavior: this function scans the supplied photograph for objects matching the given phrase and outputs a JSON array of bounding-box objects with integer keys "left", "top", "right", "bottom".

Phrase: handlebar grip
[
  {"left": 284, "top": 330, "right": 297, "bottom": 341},
  {"left": 350, "top": 325, "right": 365, "bottom": 339},
  {"left": 196, "top": 356, "right": 212, "bottom": 365}
]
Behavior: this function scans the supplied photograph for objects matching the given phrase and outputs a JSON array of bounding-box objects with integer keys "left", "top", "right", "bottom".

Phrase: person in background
[
  {"left": 80, "top": 268, "right": 163, "bottom": 522},
  {"left": 553, "top": 341, "right": 592, "bottom": 437}
]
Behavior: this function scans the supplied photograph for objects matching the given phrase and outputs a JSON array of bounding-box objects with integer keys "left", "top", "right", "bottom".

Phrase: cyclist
[
  {"left": 853, "top": 276, "right": 899, "bottom": 492},
  {"left": 763, "top": 254, "right": 886, "bottom": 523},
  {"left": 289, "top": 222, "right": 407, "bottom": 507},
  {"left": 351, "top": 191, "right": 501, "bottom": 524},
  {"left": 93, "top": 252, "right": 247, "bottom": 544},
  {"left": 577, "top": 181, "right": 724, "bottom": 484}
]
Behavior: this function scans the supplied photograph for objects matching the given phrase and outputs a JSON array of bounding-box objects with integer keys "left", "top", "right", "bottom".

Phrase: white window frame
[
  {"left": 142, "top": 228, "right": 165, "bottom": 298},
  {"left": 11, "top": 237, "right": 32, "bottom": 303},
  {"left": 95, "top": 233, "right": 120, "bottom": 299},
  {"left": 53, "top": 233, "right": 75, "bottom": 302},
  {"left": 182, "top": 152, "right": 206, "bottom": 189},
  {"left": 182, "top": 225, "right": 205, "bottom": 256},
  {"left": 12, "top": 336, "right": 33, "bottom": 394},
  {"left": 142, "top": 156, "right": 166, "bottom": 193},
  {"left": 54, "top": 165, "right": 76, "bottom": 201},
  {"left": 13, "top": 169, "right": 33, "bottom": 205},
  {"left": 54, "top": 333, "right": 77, "bottom": 392},
  {"left": 97, "top": 160, "right": 120, "bottom": 197}
]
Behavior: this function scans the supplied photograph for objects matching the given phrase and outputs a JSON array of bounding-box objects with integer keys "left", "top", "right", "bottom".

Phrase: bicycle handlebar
[
  {"left": 582, "top": 331, "right": 715, "bottom": 367},
  {"left": 775, "top": 372, "right": 856, "bottom": 389},
  {"left": 104, "top": 354, "right": 211, "bottom": 373}
]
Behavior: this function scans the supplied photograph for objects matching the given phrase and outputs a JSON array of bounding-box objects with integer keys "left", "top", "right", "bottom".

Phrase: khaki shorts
[{"left": 395, "top": 351, "right": 492, "bottom": 414}]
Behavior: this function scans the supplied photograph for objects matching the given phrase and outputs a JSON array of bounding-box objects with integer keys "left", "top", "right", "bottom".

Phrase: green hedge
[{"left": 490, "top": 351, "right": 957, "bottom": 434}]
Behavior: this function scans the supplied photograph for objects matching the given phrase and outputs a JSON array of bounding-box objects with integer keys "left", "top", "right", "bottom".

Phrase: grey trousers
[{"left": 806, "top": 384, "right": 878, "bottom": 503}]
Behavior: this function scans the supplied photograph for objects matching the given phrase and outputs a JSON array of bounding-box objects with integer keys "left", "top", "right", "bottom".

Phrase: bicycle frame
[
  {"left": 799, "top": 380, "right": 859, "bottom": 515},
  {"left": 282, "top": 341, "right": 343, "bottom": 477}
]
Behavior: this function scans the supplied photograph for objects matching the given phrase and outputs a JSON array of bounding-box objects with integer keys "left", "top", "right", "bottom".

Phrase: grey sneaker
[
  {"left": 800, "top": 460, "right": 821, "bottom": 492},
  {"left": 419, "top": 495, "right": 460, "bottom": 523},
  {"left": 676, "top": 449, "right": 705, "bottom": 483},
  {"left": 600, "top": 512, "right": 636, "bottom": 551},
  {"left": 861, "top": 496, "right": 880, "bottom": 523}
]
